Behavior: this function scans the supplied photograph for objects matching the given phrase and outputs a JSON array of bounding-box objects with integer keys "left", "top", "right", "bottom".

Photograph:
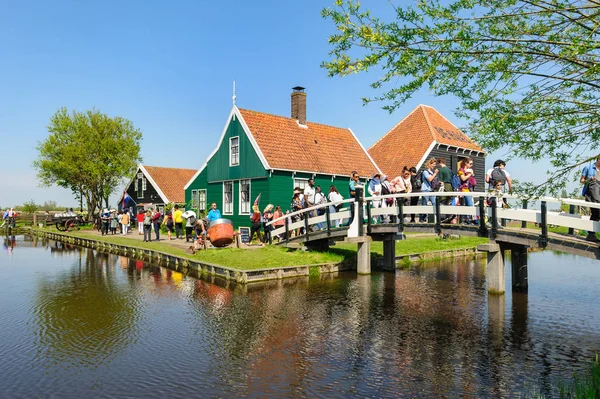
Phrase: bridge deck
[{"left": 280, "top": 222, "right": 600, "bottom": 259}]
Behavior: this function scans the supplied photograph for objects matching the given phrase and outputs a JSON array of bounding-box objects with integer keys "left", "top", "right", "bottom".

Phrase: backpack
[
  {"left": 430, "top": 177, "right": 442, "bottom": 191},
  {"left": 490, "top": 167, "right": 507, "bottom": 188},
  {"left": 423, "top": 170, "right": 441, "bottom": 191},
  {"left": 451, "top": 174, "right": 461, "bottom": 190},
  {"left": 381, "top": 182, "right": 391, "bottom": 195},
  {"left": 413, "top": 172, "right": 423, "bottom": 191}
]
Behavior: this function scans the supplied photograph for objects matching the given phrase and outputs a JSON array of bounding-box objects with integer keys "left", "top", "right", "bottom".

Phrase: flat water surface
[{"left": 0, "top": 236, "right": 599, "bottom": 398}]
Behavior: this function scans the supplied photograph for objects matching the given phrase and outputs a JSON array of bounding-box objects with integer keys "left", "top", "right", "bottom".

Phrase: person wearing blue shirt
[
  {"left": 581, "top": 158, "right": 600, "bottom": 242},
  {"left": 419, "top": 158, "right": 439, "bottom": 223},
  {"left": 207, "top": 202, "right": 222, "bottom": 223}
]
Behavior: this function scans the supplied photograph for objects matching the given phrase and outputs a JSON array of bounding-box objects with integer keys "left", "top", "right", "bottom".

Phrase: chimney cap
[{"left": 292, "top": 86, "right": 305, "bottom": 92}]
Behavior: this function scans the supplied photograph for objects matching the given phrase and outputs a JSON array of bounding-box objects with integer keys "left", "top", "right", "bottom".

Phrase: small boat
[{"left": 207, "top": 219, "right": 234, "bottom": 247}]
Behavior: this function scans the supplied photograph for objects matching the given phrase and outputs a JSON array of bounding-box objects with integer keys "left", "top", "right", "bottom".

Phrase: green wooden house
[{"left": 184, "top": 87, "right": 381, "bottom": 229}]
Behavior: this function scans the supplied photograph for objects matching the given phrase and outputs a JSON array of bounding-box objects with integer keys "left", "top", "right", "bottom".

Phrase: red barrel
[{"left": 207, "top": 219, "right": 234, "bottom": 247}]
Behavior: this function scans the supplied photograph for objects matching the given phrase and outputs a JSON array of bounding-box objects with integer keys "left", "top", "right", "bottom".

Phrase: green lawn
[{"left": 334, "top": 235, "right": 488, "bottom": 256}]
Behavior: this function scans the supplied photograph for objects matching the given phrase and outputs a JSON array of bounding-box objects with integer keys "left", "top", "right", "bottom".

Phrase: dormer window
[
  {"left": 135, "top": 172, "right": 146, "bottom": 199},
  {"left": 230, "top": 136, "right": 239, "bottom": 166}
]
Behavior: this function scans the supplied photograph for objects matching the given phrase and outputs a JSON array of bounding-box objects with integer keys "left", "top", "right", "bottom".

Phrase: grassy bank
[
  {"left": 531, "top": 355, "right": 600, "bottom": 398},
  {"left": 35, "top": 228, "right": 487, "bottom": 270},
  {"left": 335, "top": 235, "right": 488, "bottom": 256}
]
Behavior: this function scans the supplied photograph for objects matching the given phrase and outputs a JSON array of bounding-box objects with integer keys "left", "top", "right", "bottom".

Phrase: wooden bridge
[{"left": 266, "top": 188, "right": 600, "bottom": 295}]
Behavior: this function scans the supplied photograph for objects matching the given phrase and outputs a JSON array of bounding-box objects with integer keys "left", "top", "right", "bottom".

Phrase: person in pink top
[{"left": 390, "top": 166, "right": 413, "bottom": 205}]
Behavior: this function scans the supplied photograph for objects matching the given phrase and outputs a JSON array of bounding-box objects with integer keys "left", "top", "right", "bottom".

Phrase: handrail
[
  {"left": 267, "top": 191, "right": 600, "bottom": 228},
  {"left": 266, "top": 198, "right": 355, "bottom": 227}
]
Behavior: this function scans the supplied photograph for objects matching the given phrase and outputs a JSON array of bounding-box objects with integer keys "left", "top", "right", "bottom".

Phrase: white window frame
[
  {"left": 229, "top": 136, "right": 240, "bottom": 166},
  {"left": 198, "top": 189, "right": 207, "bottom": 212},
  {"left": 239, "top": 179, "right": 251, "bottom": 215},
  {"left": 223, "top": 181, "right": 234, "bottom": 215},
  {"left": 293, "top": 178, "right": 309, "bottom": 191},
  {"left": 136, "top": 172, "right": 144, "bottom": 199}
]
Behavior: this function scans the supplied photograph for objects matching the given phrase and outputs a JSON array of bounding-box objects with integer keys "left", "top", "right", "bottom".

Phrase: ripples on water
[{"left": 0, "top": 236, "right": 599, "bottom": 398}]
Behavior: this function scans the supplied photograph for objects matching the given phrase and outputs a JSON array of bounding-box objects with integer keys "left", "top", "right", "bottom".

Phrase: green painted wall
[
  {"left": 207, "top": 116, "right": 268, "bottom": 182},
  {"left": 183, "top": 113, "right": 361, "bottom": 229}
]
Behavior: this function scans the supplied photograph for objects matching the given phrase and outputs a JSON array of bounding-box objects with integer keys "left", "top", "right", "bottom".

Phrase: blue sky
[{"left": 0, "top": 0, "right": 554, "bottom": 208}]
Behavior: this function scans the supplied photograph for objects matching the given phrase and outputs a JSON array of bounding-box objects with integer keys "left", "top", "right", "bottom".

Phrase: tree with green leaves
[
  {"left": 322, "top": 0, "right": 600, "bottom": 196},
  {"left": 34, "top": 108, "right": 142, "bottom": 218}
]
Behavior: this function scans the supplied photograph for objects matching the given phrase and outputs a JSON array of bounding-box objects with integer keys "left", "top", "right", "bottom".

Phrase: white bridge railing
[{"left": 265, "top": 191, "right": 600, "bottom": 245}]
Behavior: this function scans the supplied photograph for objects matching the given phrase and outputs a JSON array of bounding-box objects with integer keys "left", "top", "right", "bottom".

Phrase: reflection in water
[
  {"left": 0, "top": 242, "right": 599, "bottom": 398},
  {"left": 34, "top": 248, "right": 140, "bottom": 372}
]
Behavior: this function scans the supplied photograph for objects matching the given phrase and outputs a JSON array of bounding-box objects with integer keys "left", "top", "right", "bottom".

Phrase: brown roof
[
  {"left": 143, "top": 165, "right": 197, "bottom": 203},
  {"left": 368, "top": 105, "right": 485, "bottom": 178},
  {"left": 238, "top": 108, "right": 380, "bottom": 178}
]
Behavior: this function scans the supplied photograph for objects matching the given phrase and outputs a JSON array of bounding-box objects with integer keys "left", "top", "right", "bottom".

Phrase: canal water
[{"left": 0, "top": 236, "right": 599, "bottom": 398}]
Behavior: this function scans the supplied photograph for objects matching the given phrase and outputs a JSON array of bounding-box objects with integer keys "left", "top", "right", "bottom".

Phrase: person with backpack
[
  {"left": 419, "top": 158, "right": 439, "bottom": 223},
  {"left": 409, "top": 166, "right": 420, "bottom": 222},
  {"left": 581, "top": 158, "right": 600, "bottom": 242},
  {"left": 143, "top": 210, "right": 153, "bottom": 242},
  {"left": 151, "top": 209, "right": 162, "bottom": 241},
  {"left": 486, "top": 159, "right": 512, "bottom": 192}
]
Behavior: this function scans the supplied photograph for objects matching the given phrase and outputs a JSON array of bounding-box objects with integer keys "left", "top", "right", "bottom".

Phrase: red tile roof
[
  {"left": 368, "top": 105, "right": 485, "bottom": 179},
  {"left": 143, "top": 165, "right": 197, "bottom": 203},
  {"left": 238, "top": 108, "right": 380, "bottom": 178}
]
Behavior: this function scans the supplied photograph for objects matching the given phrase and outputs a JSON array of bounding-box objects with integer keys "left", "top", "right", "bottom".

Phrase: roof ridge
[
  {"left": 143, "top": 165, "right": 197, "bottom": 172},
  {"left": 420, "top": 104, "right": 437, "bottom": 141},
  {"left": 238, "top": 108, "right": 349, "bottom": 131}
]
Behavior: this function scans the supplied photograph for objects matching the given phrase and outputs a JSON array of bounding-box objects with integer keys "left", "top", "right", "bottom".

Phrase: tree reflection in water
[{"left": 34, "top": 248, "right": 140, "bottom": 370}]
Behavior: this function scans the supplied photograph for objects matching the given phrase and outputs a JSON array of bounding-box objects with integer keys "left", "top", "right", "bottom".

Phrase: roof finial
[{"left": 232, "top": 80, "right": 237, "bottom": 106}]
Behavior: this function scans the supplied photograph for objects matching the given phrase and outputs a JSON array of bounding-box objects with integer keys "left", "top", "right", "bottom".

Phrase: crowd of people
[{"left": 240, "top": 157, "right": 513, "bottom": 244}]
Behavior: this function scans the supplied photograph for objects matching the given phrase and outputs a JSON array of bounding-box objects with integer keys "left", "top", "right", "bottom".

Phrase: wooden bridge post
[
  {"left": 511, "top": 245, "right": 528, "bottom": 291},
  {"left": 568, "top": 204, "right": 575, "bottom": 235},
  {"left": 397, "top": 198, "right": 404, "bottom": 235},
  {"left": 434, "top": 199, "right": 442, "bottom": 235},
  {"left": 540, "top": 201, "right": 548, "bottom": 248},
  {"left": 478, "top": 196, "right": 488, "bottom": 237},
  {"left": 478, "top": 242, "right": 505, "bottom": 294},
  {"left": 490, "top": 200, "right": 498, "bottom": 240},
  {"left": 348, "top": 186, "right": 371, "bottom": 274},
  {"left": 521, "top": 200, "right": 528, "bottom": 228},
  {"left": 382, "top": 235, "right": 396, "bottom": 272}
]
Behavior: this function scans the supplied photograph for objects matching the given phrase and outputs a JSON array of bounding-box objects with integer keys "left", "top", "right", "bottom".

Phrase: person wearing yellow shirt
[{"left": 173, "top": 205, "right": 184, "bottom": 239}]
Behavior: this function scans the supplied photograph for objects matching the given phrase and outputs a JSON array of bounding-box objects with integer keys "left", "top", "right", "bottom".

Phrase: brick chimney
[{"left": 291, "top": 86, "right": 306, "bottom": 125}]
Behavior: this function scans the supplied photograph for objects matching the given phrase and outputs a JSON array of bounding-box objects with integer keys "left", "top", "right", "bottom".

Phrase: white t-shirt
[{"left": 304, "top": 186, "right": 316, "bottom": 206}]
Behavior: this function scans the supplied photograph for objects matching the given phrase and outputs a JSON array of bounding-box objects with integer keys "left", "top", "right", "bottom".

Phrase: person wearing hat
[{"left": 368, "top": 173, "right": 384, "bottom": 224}]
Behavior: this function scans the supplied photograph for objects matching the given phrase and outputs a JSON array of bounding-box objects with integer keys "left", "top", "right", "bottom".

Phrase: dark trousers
[
  {"left": 153, "top": 223, "right": 160, "bottom": 240},
  {"left": 101, "top": 221, "right": 109, "bottom": 235},
  {"left": 185, "top": 226, "right": 193, "bottom": 242},
  {"left": 143, "top": 225, "right": 152, "bottom": 241},
  {"left": 175, "top": 222, "right": 183, "bottom": 238},
  {"left": 250, "top": 222, "right": 262, "bottom": 243},
  {"left": 263, "top": 224, "right": 272, "bottom": 243},
  {"left": 586, "top": 180, "right": 600, "bottom": 235},
  {"left": 410, "top": 195, "right": 419, "bottom": 222}
]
